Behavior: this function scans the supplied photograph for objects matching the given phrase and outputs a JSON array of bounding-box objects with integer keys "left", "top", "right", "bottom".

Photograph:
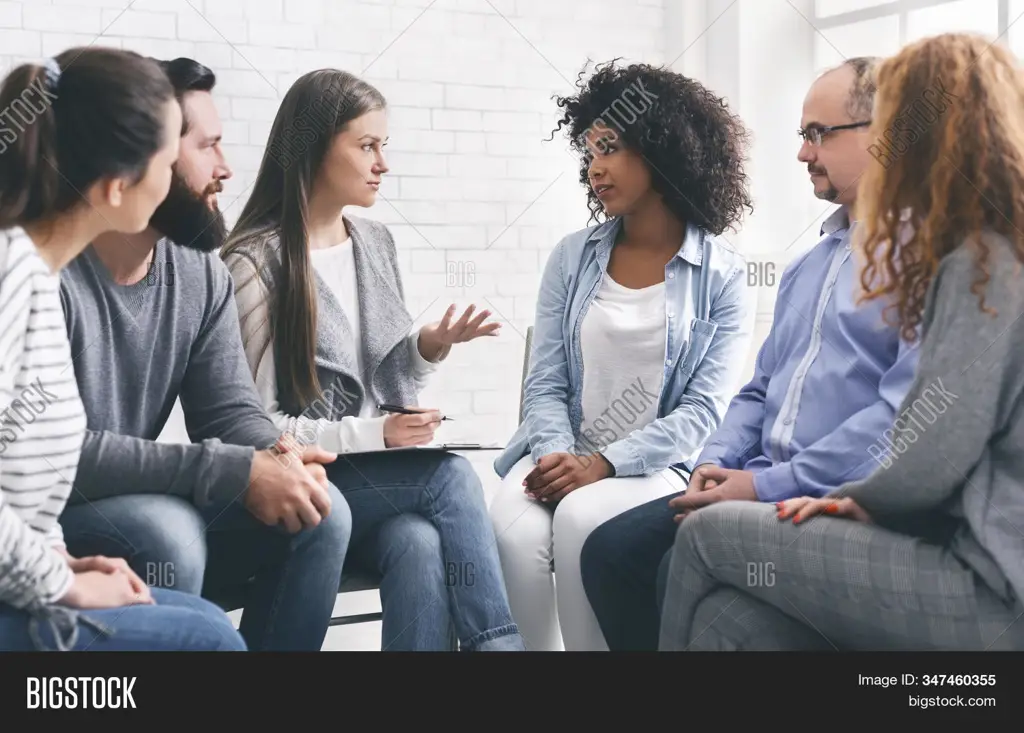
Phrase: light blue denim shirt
[
  {"left": 494, "top": 216, "right": 756, "bottom": 479},
  {"left": 696, "top": 206, "right": 920, "bottom": 501}
]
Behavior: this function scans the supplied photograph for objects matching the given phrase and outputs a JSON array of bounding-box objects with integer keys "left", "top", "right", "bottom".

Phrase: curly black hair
[{"left": 553, "top": 60, "right": 753, "bottom": 235}]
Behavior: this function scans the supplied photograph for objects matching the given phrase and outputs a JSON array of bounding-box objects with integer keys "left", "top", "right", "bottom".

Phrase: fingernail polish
[
  {"left": 825, "top": 504, "right": 838, "bottom": 514},
  {"left": 792, "top": 516, "right": 801, "bottom": 524}
]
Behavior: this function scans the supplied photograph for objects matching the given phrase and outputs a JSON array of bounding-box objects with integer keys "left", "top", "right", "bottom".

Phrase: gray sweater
[
  {"left": 833, "top": 231, "right": 1024, "bottom": 606},
  {"left": 225, "top": 216, "right": 421, "bottom": 423},
  {"left": 59, "top": 238, "right": 282, "bottom": 508}
]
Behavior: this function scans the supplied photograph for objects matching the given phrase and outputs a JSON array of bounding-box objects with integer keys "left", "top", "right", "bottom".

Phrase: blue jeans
[
  {"left": 58, "top": 484, "right": 351, "bottom": 651},
  {"left": 0, "top": 588, "right": 246, "bottom": 651},
  {"left": 579, "top": 491, "right": 684, "bottom": 650},
  {"left": 329, "top": 450, "right": 523, "bottom": 651}
]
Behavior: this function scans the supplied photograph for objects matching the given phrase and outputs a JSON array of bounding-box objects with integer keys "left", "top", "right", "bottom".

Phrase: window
[
  {"left": 732, "top": 0, "right": 1018, "bottom": 381},
  {"left": 815, "top": 0, "right": 892, "bottom": 19},
  {"left": 813, "top": 0, "right": 1014, "bottom": 72},
  {"left": 814, "top": 15, "right": 902, "bottom": 69},
  {"left": 807, "top": 0, "right": 1015, "bottom": 252},
  {"left": 905, "top": 0, "right": 999, "bottom": 44},
  {"left": 1007, "top": 0, "right": 1024, "bottom": 56}
]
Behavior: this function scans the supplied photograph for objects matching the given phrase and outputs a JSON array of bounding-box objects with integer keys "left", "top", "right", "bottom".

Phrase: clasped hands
[
  {"left": 523, "top": 451, "right": 614, "bottom": 504},
  {"left": 54, "top": 434, "right": 341, "bottom": 611},
  {"left": 245, "top": 434, "right": 338, "bottom": 533},
  {"left": 56, "top": 547, "right": 155, "bottom": 610},
  {"left": 668, "top": 464, "right": 870, "bottom": 524}
]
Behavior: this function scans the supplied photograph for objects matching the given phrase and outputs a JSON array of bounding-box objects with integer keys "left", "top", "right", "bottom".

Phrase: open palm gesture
[{"left": 418, "top": 304, "right": 501, "bottom": 361}]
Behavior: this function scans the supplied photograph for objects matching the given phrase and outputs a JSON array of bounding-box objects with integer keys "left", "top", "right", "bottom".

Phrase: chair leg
[{"left": 328, "top": 611, "right": 384, "bottom": 627}]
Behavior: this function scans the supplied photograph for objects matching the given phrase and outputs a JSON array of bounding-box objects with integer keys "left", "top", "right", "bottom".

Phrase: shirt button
[
  {"left": 665, "top": 359, "right": 672, "bottom": 366},
  {"left": 784, "top": 418, "right": 793, "bottom": 426},
  {"left": 667, "top": 312, "right": 674, "bottom": 319},
  {"left": 668, "top": 272, "right": 675, "bottom": 279}
]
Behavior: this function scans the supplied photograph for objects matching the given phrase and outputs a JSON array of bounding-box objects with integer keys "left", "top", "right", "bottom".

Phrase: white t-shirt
[
  {"left": 578, "top": 274, "right": 666, "bottom": 453},
  {"left": 309, "top": 238, "right": 378, "bottom": 419}
]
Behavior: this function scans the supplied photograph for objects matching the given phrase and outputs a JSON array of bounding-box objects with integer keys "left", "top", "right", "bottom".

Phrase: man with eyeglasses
[{"left": 577, "top": 56, "right": 921, "bottom": 651}]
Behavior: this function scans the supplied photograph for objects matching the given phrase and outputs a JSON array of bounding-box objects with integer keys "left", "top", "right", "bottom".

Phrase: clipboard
[{"left": 390, "top": 442, "right": 503, "bottom": 451}]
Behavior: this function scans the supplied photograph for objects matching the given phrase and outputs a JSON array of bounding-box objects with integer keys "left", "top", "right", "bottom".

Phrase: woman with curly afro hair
[
  {"left": 661, "top": 32, "right": 1024, "bottom": 652},
  {"left": 490, "top": 61, "right": 757, "bottom": 650}
]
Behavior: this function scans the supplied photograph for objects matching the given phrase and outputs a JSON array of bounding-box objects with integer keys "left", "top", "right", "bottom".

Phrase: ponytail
[
  {"left": 0, "top": 61, "right": 61, "bottom": 228},
  {"left": 0, "top": 47, "right": 174, "bottom": 230}
]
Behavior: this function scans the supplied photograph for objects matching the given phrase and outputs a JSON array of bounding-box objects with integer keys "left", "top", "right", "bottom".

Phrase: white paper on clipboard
[{"left": 379, "top": 442, "right": 502, "bottom": 452}]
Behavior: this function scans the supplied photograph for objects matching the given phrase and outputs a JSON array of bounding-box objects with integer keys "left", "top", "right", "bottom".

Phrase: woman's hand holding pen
[
  {"left": 383, "top": 408, "right": 443, "bottom": 447},
  {"left": 417, "top": 304, "right": 502, "bottom": 362}
]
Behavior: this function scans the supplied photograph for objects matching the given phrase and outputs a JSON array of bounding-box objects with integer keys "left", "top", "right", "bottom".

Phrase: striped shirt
[{"left": 0, "top": 227, "right": 85, "bottom": 610}]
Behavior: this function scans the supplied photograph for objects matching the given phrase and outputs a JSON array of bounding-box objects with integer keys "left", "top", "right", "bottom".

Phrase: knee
[
  {"left": 673, "top": 508, "right": 709, "bottom": 563},
  {"left": 213, "top": 627, "right": 248, "bottom": 651},
  {"left": 489, "top": 476, "right": 544, "bottom": 543},
  {"left": 551, "top": 488, "right": 612, "bottom": 549},
  {"left": 385, "top": 515, "right": 444, "bottom": 574},
  {"left": 579, "top": 520, "right": 616, "bottom": 584},
  {"left": 677, "top": 501, "right": 764, "bottom": 553},
  {"left": 673, "top": 503, "right": 747, "bottom": 573},
  {"left": 149, "top": 588, "right": 247, "bottom": 651},
  {"left": 63, "top": 496, "right": 208, "bottom": 588},
  {"left": 299, "top": 483, "right": 352, "bottom": 554},
  {"left": 180, "top": 607, "right": 248, "bottom": 651},
  {"left": 130, "top": 498, "right": 208, "bottom": 592},
  {"left": 429, "top": 454, "right": 485, "bottom": 504},
  {"left": 490, "top": 498, "right": 549, "bottom": 559}
]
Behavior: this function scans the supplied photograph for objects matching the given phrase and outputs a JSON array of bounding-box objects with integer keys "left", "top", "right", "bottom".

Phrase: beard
[
  {"left": 148, "top": 170, "right": 227, "bottom": 253},
  {"left": 808, "top": 164, "right": 839, "bottom": 202}
]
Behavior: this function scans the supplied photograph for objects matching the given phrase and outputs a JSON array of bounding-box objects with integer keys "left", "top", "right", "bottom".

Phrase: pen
[{"left": 377, "top": 404, "right": 454, "bottom": 421}]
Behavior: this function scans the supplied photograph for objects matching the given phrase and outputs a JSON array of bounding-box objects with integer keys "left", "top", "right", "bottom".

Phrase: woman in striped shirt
[{"left": 0, "top": 47, "right": 245, "bottom": 651}]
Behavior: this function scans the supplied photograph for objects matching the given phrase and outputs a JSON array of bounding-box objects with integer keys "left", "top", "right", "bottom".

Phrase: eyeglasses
[{"left": 797, "top": 121, "right": 871, "bottom": 146}]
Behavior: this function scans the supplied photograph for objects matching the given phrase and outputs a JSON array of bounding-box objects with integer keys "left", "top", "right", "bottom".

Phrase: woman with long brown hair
[
  {"left": 0, "top": 47, "right": 244, "bottom": 651},
  {"left": 659, "top": 32, "right": 1024, "bottom": 651},
  {"left": 222, "top": 69, "right": 523, "bottom": 651}
]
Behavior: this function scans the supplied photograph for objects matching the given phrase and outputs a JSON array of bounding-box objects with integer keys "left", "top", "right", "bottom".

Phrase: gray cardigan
[
  {"left": 227, "top": 215, "right": 420, "bottom": 422},
  {"left": 832, "top": 231, "right": 1024, "bottom": 607}
]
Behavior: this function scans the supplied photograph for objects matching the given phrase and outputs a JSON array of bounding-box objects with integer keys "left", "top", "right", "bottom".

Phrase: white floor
[{"left": 225, "top": 450, "right": 506, "bottom": 651}]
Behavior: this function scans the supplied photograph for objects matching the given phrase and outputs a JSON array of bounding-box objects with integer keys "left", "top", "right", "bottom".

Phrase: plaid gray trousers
[{"left": 658, "top": 502, "right": 1024, "bottom": 651}]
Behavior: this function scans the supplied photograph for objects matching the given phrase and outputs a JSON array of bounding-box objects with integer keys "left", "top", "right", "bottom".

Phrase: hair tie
[{"left": 41, "top": 58, "right": 61, "bottom": 92}]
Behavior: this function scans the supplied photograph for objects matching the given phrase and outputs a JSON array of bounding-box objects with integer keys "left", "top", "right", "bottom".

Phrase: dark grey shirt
[
  {"left": 59, "top": 238, "right": 282, "bottom": 508},
  {"left": 835, "top": 232, "right": 1024, "bottom": 606}
]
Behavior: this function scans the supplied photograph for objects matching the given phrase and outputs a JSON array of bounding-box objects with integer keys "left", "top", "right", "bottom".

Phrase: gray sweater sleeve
[
  {"left": 832, "top": 237, "right": 1024, "bottom": 517},
  {"left": 69, "top": 259, "right": 282, "bottom": 509},
  {"left": 74, "top": 431, "right": 255, "bottom": 508},
  {"left": 179, "top": 259, "right": 283, "bottom": 451}
]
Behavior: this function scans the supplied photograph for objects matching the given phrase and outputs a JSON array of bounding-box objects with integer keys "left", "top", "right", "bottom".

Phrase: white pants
[{"left": 489, "top": 456, "right": 686, "bottom": 651}]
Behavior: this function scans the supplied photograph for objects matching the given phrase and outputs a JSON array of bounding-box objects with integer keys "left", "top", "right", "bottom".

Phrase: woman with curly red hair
[{"left": 660, "top": 32, "right": 1024, "bottom": 651}]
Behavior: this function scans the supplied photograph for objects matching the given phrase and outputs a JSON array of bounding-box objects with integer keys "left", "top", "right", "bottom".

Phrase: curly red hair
[{"left": 856, "top": 33, "right": 1024, "bottom": 341}]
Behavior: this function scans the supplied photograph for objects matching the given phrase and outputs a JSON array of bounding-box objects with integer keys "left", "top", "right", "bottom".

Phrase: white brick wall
[{"left": 0, "top": 0, "right": 666, "bottom": 445}]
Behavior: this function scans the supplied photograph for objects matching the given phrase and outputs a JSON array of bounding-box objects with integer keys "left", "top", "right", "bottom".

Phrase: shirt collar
[
  {"left": 590, "top": 217, "right": 704, "bottom": 266},
  {"left": 820, "top": 205, "right": 851, "bottom": 237},
  {"left": 677, "top": 222, "right": 704, "bottom": 266}
]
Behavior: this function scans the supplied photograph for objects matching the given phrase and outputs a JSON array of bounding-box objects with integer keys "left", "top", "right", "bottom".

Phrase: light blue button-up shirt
[
  {"left": 494, "top": 216, "right": 756, "bottom": 479},
  {"left": 696, "top": 206, "right": 920, "bottom": 501}
]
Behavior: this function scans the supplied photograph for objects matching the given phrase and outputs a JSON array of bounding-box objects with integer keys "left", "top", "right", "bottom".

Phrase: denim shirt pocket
[{"left": 679, "top": 318, "right": 718, "bottom": 378}]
